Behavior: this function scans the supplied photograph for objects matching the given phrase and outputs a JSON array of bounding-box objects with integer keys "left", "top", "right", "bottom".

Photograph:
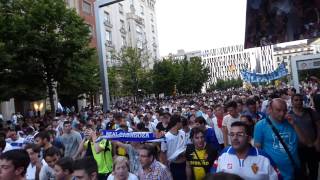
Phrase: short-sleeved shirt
[
  {"left": 60, "top": 130, "right": 82, "bottom": 157},
  {"left": 161, "top": 130, "right": 187, "bottom": 161},
  {"left": 138, "top": 160, "right": 172, "bottom": 180},
  {"left": 289, "top": 108, "right": 319, "bottom": 143},
  {"left": 84, "top": 139, "right": 113, "bottom": 174},
  {"left": 124, "top": 144, "right": 141, "bottom": 175},
  {"left": 254, "top": 117, "right": 299, "bottom": 180},
  {"left": 222, "top": 114, "right": 240, "bottom": 144},
  {"left": 185, "top": 144, "right": 218, "bottom": 180}
]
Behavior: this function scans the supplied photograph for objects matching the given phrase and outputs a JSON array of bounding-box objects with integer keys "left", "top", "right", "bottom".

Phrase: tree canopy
[{"left": 0, "top": 0, "right": 98, "bottom": 112}]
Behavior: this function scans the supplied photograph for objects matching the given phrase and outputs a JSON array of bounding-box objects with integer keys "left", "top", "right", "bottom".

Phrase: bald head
[{"left": 269, "top": 98, "right": 287, "bottom": 122}]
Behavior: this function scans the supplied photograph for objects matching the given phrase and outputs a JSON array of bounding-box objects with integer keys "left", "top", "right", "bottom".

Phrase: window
[
  {"left": 140, "top": 5, "right": 144, "bottom": 15},
  {"left": 104, "top": 11, "right": 111, "bottom": 24},
  {"left": 82, "top": 1, "right": 91, "bottom": 14},
  {"left": 88, "top": 24, "right": 94, "bottom": 37},
  {"left": 151, "top": 25, "right": 155, "bottom": 33},
  {"left": 105, "top": 30, "right": 112, "bottom": 42},
  {"left": 120, "top": 20, "right": 125, "bottom": 29},
  {"left": 119, "top": 3, "right": 123, "bottom": 14},
  {"left": 150, "top": 13, "right": 153, "bottom": 22},
  {"left": 121, "top": 36, "right": 126, "bottom": 46}
]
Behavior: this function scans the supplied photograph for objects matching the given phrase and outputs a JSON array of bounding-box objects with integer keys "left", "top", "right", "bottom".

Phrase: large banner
[
  {"left": 241, "top": 63, "right": 288, "bottom": 83},
  {"left": 96, "top": 130, "right": 165, "bottom": 142}
]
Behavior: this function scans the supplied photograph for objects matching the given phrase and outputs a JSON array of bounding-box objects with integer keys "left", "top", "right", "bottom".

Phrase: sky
[{"left": 155, "top": 0, "right": 247, "bottom": 56}]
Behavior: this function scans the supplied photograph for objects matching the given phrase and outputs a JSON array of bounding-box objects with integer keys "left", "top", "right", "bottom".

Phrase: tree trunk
[{"left": 47, "top": 79, "right": 55, "bottom": 117}]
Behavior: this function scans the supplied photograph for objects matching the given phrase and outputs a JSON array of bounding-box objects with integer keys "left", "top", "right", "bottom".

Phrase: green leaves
[
  {"left": 0, "top": 0, "right": 97, "bottom": 107},
  {"left": 153, "top": 56, "right": 209, "bottom": 95}
]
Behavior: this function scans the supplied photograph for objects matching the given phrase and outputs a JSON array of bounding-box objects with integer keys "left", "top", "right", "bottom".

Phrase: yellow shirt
[{"left": 192, "top": 149, "right": 208, "bottom": 180}]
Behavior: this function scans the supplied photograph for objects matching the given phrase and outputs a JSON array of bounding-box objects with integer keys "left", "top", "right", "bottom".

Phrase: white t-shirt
[
  {"left": 26, "top": 163, "right": 36, "bottom": 180},
  {"left": 107, "top": 173, "right": 138, "bottom": 180},
  {"left": 161, "top": 130, "right": 187, "bottom": 161},
  {"left": 222, "top": 114, "right": 240, "bottom": 145},
  {"left": 211, "top": 117, "right": 224, "bottom": 144}
]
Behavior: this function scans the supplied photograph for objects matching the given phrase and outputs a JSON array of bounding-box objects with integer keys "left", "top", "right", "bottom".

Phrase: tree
[
  {"left": 208, "top": 77, "right": 243, "bottom": 91},
  {"left": 0, "top": 0, "right": 94, "bottom": 113},
  {"left": 58, "top": 52, "right": 100, "bottom": 106},
  {"left": 152, "top": 58, "right": 179, "bottom": 96},
  {"left": 113, "top": 47, "right": 150, "bottom": 99},
  {"left": 177, "top": 57, "right": 209, "bottom": 94}
]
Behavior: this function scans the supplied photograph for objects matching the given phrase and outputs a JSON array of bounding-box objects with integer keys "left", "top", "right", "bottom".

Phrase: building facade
[
  {"left": 65, "top": 0, "right": 97, "bottom": 48},
  {"left": 202, "top": 45, "right": 252, "bottom": 87},
  {"left": 102, "top": 0, "right": 159, "bottom": 67},
  {"left": 162, "top": 49, "right": 202, "bottom": 61}
]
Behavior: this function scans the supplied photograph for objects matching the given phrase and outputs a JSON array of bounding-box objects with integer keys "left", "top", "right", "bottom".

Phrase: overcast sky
[{"left": 155, "top": 0, "right": 247, "bottom": 56}]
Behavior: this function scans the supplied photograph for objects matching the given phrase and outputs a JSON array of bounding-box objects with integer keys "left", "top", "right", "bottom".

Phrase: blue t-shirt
[
  {"left": 254, "top": 117, "right": 299, "bottom": 180},
  {"left": 205, "top": 128, "right": 221, "bottom": 152}
]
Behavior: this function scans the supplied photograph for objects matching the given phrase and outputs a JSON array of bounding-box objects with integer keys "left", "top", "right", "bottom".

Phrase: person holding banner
[
  {"left": 160, "top": 114, "right": 187, "bottom": 180},
  {"left": 73, "top": 124, "right": 113, "bottom": 180}
]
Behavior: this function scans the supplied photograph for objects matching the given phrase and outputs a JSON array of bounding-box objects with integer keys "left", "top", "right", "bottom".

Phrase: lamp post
[{"left": 94, "top": 0, "right": 125, "bottom": 113}]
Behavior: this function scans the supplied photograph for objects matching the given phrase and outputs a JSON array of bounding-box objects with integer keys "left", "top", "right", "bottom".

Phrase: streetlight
[{"left": 94, "top": 0, "right": 125, "bottom": 112}]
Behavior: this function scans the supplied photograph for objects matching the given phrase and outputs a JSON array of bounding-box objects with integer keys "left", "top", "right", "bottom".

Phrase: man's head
[
  {"left": 246, "top": 98, "right": 257, "bottom": 113},
  {"left": 139, "top": 144, "right": 156, "bottom": 169},
  {"left": 226, "top": 101, "right": 238, "bottom": 118},
  {"left": 167, "top": 114, "right": 182, "bottom": 130},
  {"left": 54, "top": 157, "right": 74, "bottom": 180},
  {"left": 0, "top": 149, "right": 30, "bottom": 180},
  {"left": 73, "top": 157, "right": 98, "bottom": 180},
  {"left": 63, "top": 121, "right": 72, "bottom": 134},
  {"left": 34, "top": 131, "right": 51, "bottom": 147},
  {"left": 291, "top": 94, "right": 303, "bottom": 109},
  {"left": 214, "top": 105, "right": 224, "bottom": 117},
  {"left": 269, "top": 98, "right": 287, "bottom": 122},
  {"left": 190, "top": 127, "right": 205, "bottom": 149},
  {"left": 24, "top": 144, "right": 40, "bottom": 165},
  {"left": 161, "top": 112, "right": 171, "bottom": 124},
  {"left": 206, "top": 107, "right": 214, "bottom": 117},
  {"left": 194, "top": 116, "right": 207, "bottom": 130},
  {"left": 230, "top": 121, "right": 251, "bottom": 152},
  {"left": 44, "top": 147, "right": 61, "bottom": 168}
]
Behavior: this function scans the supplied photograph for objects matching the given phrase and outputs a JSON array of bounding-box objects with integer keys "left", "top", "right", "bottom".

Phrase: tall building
[
  {"left": 65, "top": 0, "right": 97, "bottom": 48},
  {"left": 162, "top": 49, "right": 202, "bottom": 61},
  {"left": 102, "top": 0, "right": 159, "bottom": 67},
  {"left": 202, "top": 45, "right": 252, "bottom": 87}
]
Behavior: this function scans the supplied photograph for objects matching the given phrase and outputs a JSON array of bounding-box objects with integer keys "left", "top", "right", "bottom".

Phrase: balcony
[
  {"left": 135, "top": 17, "right": 145, "bottom": 26},
  {"left": 105, "top": 40, "right": 114, "bottom": 48},
  {"left": 104, "top": 20, "right": 112, "bottom": 28},
  {"left": 120, "top": 27, "right": 126, "bottom": 34},
  {"left": 152, "top": 42, "right": 157, "bottom": 47}
]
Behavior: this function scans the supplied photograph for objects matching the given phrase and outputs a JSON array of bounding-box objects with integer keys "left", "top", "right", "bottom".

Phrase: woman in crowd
[{"left": 107, "top": 156, "right": 138, "bottom": 180}]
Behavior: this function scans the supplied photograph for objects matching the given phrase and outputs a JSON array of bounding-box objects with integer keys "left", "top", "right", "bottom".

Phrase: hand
[
  {"left": 286, "top": 114, "right": 295, "bottom": 126},
  {"left": 91, "top": 130, "right": 97, "bottom": 141}
]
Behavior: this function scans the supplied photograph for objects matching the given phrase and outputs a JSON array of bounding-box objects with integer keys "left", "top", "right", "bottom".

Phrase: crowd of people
[{"left": 0, "top": 85, "right": 320, "bottom": 180}]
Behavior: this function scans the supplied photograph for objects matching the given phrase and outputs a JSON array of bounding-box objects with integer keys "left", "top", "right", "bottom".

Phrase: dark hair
[
  {"left": 24, "top": 144, "right": 41, "bottom": 153},
  {"left": 44, "top": 146, "right": 61, "bottom": 158},
  {"left": 225, "top": 101, "right": 237, "bottom": 109},
  {"left": 140, "top": 144, "right": 157, "bottom": 158},
  {"left": 313, "top": 94, "right": 320, "bottom": 112},
  {"left": 167, "top": 114, "right": 182, "bottom": 130},
  {"left": 291, "top": 93, "right": 303, "bottom": 100},
  {"left": 190, "top": 127, "right": 205, "bottom": 139},
  {"left": 231, "top": 121, "right": 251, "bottom": 136},
  {"left": 245, "top": 98, "right": 256, "bottom": 106},
  {"left": 204, "top": 172, "right": 244, "bottom": 180},
  {"left": 34, "top": 131, "right": 50, "bottom": 141},
  {"left": 56, "top": 157, "right": 74, "bottom": 173},
  {"left": 194, "top": 116, "right": 207, "bottom": 125},
  {"left": 0, "top": 149, "right": 30, "bottom": 176},
  {"left": 63, "top": 121, "right": 71, "bottom": 126},
  {"left": 73, "top": 157, "right": 98, "bottom": 176}
]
